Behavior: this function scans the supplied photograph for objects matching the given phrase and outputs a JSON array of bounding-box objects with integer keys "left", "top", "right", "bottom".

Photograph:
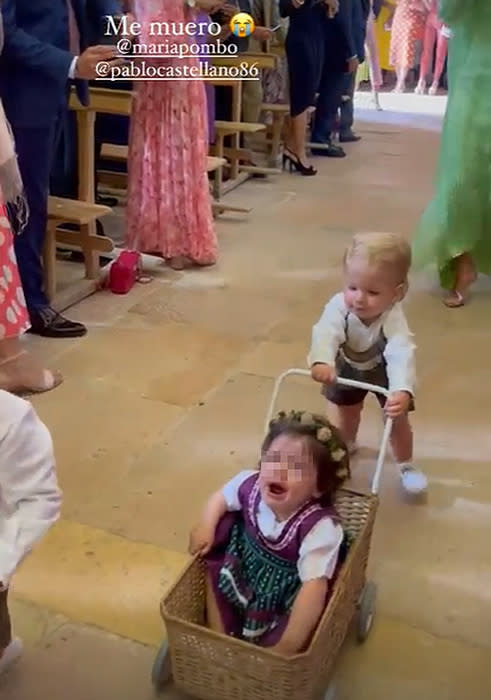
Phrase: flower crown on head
[{"left": 268, "top": 410, "right": 350, "bottom": 481}]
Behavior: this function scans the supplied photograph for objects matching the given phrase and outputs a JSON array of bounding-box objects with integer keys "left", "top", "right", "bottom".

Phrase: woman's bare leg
[
  {"left": 393, "top": 66, "right": 409, "bottom": 93},
  {"left": 429, "top": 33, "right": 448, "bottom": 94},
  {"left": 0, "top": 337, "right": 62, "bottom": 395},
  {"left": 443, "top": 253, "right": 477, "bottom": 307},
  {"left": 285, "top": 109, "right": 312, "bottom": 166},
  {"left": 416, "top": 21, "right": 435, "bottom": 93}
]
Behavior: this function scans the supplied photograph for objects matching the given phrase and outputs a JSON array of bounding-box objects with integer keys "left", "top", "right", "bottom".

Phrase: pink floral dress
[
  {"left": 0, "top": 204, "right": 29, "bottom": 339},
  {"left": 125, "top": 0, "right": 217, "bottom": 264}
]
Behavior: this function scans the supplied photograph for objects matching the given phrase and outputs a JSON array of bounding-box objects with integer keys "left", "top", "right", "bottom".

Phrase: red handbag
[{"left": 108, "top": 250, "right": 150, "bottom": 294}]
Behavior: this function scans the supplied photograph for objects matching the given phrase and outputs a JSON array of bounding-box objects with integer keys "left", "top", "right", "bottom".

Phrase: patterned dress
[
  {"left": 125, "top": 0, "right": 217, "bottom": 264},
  {"left": 205, "top": 472, "right": 343, "bottom": 647},
  {"left": 0, "top": 205, "right": 29, "bottom": 340},
  {"left": 389, "top": 0, "right": 428, "bottom": 70}
]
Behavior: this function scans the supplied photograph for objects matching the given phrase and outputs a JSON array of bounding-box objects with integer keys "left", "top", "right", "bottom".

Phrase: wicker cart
[{"left": 152, "top": 369, "right": 393, "bottom": 700}]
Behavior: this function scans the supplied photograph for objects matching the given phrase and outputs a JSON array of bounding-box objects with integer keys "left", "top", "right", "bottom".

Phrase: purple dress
[
  {"left": 205, "top": 473, "right": 341, "bottom": 647},
  {"left": 195, "top": 11, "right": 215, "bottom": 144}
]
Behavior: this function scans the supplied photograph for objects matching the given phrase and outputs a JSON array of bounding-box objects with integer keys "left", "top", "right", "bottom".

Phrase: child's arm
[
  {"left": 382, "top": 306, "right": 416, "bottom": 417},
  {"left": 307, "top": 294, "right": 347, "bottom": 383},
  {"left": 274, "top": 517, "right": 343, "bottom": 654},
  {"left": 188, "top": 470, "right": 255, "bottom": 556},
  {"left": 274, "top": 578, "right": 328, "bottom": 655},
  {"left": 189, "top": 490, "right": 228, "bottom": 556},
  {"left": 0, "top": 393, "right": 61, "bottom": 590}
]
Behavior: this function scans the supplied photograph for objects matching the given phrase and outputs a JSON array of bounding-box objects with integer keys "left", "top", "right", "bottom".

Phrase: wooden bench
[
  {"left": 206, "top": 156, "right": 251, "bottom": 217},
  {"left": 211, "top": 121, "right": 269, "bottom": 197},
  {"left": 44, "top": 197, "right": 114, "bottom": 307},
  {"left": 98, "top": 148, "right": 250, "bottom": 216},
  {"left": 101, "top": 143, "right": 128, "bottom": 162},
  {"left": 261, "top": 103, "right": 289, "bottom": 166}
]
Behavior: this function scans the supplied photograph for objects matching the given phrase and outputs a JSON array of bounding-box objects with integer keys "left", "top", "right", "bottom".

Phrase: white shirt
[
  {"left": 69, "top": 57, "right": 78, "bottom": 79},
  {"left": 307, "top": 293, "right": 416, "bottom": 395},
  {"left": 0, "top": 391, "right": 61, "bottom": 590},
  {"left": 222, "top": 470, "right": 343, "bottom": 582}
]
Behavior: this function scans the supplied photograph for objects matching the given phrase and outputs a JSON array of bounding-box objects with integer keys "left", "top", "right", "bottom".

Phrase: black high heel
[{"left": 282, "top": 150, "right": 317, "bottom": 176}]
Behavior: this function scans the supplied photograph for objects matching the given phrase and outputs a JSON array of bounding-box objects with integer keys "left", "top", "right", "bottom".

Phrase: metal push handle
[{"left": 264, "top": 368, "right": 393, "bottom": 495}]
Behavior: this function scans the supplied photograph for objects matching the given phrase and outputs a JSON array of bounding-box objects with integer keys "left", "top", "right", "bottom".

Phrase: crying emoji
[{"left": 230, "top": 12, "right": 255, "bottom": 38}]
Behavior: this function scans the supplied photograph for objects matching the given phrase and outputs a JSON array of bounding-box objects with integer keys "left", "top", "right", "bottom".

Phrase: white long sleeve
[
  {"left": 307, "top": 293, "right": 416, "bottom": 394},
  {"left": 0, "top": 391, "right": 61, "bottom": 589},
  {"left": 307, "top": 294, "right": 347, "bottom": 367},
  {"left": 381, "top": 304, "right": 417, "bottom": 395}
]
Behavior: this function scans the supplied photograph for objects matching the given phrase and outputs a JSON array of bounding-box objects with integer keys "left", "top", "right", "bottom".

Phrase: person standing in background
[
  {"left": 388, "top": 0, "right": 429, "bottom": 92},
  {"left": 280, "top": 0, "right": 331, "bottom": 175},
  {"left": 412, "top": 0, "right": 491, "bottom": 307},
  {"left": 310, "top": 0, "right": 359, "bottom": 159},
  {"left": 0, "top": 0, "right": 122, "bottom": 339},
  {"left": 0, "top": 10, "right": 62, "bottom": 394},
  {"left": 125, "top": 0, "right": 220, "bottom": 271},
  {"left": 336, "top": 0, "right": 369, "bottom": 143}
]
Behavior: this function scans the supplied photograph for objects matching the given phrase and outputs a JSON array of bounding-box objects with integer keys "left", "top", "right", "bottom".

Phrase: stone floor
[{"left": 2, "top": 110, "right": 491, "bottom": 700}]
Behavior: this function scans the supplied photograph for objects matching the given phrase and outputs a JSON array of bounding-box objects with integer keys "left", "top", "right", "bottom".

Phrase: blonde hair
[{"left": 343, "top": 232, "right": 412, "bottom": 283}]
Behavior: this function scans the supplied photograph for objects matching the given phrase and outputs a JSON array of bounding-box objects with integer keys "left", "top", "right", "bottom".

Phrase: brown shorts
[
  {"left": 0, "top": 588, "right": 11, "bottom": 649},
  {"left": 322, "top": 361, "right": 415, "bottom": 411}
]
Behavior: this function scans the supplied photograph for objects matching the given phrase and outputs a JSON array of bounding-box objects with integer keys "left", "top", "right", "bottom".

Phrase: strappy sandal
[
  {"left": 0, "top": 350, "right": 63, "bottom": 397},
  {"left": 443, "top": 290, "right": 465, "bottom": 308},
  {"left": 443, "top": 259, "right": 477, "bottom": 308}
]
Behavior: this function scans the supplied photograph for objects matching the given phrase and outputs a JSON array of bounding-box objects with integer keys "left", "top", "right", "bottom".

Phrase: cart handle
[{"left": 263, "top": 368, "right": 392, "bottom": 496}]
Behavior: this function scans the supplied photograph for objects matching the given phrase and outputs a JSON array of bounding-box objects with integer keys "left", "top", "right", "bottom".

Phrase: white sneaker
[
  {"left": 400, "top": 465, "right": 428, "bottom": 495},
  {"left": 0, "top": 638, "right": 23, "bottom": 675}
]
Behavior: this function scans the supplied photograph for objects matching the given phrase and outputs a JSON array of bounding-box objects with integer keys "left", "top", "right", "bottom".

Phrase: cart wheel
[
  {"left": 151, "top": 640, "right": 172, "bottom": 692},
  {"left": 324, "top": 682, "right": 336, "bottom": 700},
  {"left": 357, "top": 581, "right": 377, "bottom": 643}
]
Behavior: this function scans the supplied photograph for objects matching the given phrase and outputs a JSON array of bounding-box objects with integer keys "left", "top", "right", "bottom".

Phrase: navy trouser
[
  {"left": 12, "top": 121, "right": 61, "bottom": 312},
  {"left": 311, "top": 65, "right": 347, "bottom": 143}
]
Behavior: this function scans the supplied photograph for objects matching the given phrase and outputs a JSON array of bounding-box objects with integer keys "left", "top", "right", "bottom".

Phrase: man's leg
[
  {"left": 12, "top": 124, "right": 87, "bottom": 338},
  {"left": 339, "top": 72, "right": 361, "bottom": 142},
  {"left": 311, "top": 66, "right": 346, "bottom": 157}
]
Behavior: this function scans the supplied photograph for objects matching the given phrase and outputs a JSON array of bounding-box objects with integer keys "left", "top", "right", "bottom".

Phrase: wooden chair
[
  {"left": 44, "top": 197, "right": 114, "bottom": 303},
  {"left": 211, "top": 120, "right": 283, "bottom": 198},
  {"left": 261, "top": 103, "right": 289, "bottom": 166}
]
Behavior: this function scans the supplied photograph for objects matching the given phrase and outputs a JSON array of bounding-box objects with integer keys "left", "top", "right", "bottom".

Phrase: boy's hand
[
  {"left": 311, "top": 363, "right": 336, "bottom": 385},
  {"left": 385, "top": 391, "right": 411, "bottom": 418},
  {"left": 188, "top": 522, "right": 216, "bottom": 556}
]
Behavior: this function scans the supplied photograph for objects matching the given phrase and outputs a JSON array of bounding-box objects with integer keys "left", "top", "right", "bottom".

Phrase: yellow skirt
[{"left": 374, "top": 1, "right": 396, "bottom": 72}]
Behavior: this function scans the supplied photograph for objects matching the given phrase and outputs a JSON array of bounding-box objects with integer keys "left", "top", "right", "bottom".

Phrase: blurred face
[
  {"left": 259, "top": 433, "right": 320, "bottom": 520},
  {"left": 343, "top": 258, "right": 402, "bottom": 323}
]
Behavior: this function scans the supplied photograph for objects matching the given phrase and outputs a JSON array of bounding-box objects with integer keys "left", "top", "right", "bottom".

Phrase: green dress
[{"left": 412, "top": 0, "right": 491, "bottom": 290}]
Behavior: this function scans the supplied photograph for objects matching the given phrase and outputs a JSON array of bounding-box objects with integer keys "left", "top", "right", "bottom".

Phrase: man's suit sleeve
[
  {"left": 332, "top": 0, "right": 357, "bottom": 60},
  {"left": 91, "top": 0, "right": 122, "bottom": 21},
  {"left": 1, "top": 0, "right": 73, "bottom": 84}
]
